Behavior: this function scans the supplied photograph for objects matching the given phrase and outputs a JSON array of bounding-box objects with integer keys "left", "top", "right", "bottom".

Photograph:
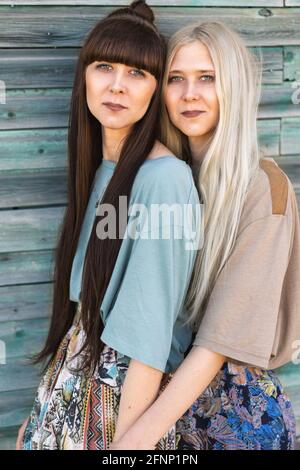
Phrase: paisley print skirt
[
  {"left": 22, "top": 301, "right": 176, "bottom": 450},
  {"left": 177, "top": 361, "right": 296, "bottom": 450}
]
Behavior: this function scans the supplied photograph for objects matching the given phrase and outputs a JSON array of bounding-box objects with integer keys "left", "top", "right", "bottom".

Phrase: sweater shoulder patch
[{"left": 259, "top": 159, "right": 288, "bottom": 215}]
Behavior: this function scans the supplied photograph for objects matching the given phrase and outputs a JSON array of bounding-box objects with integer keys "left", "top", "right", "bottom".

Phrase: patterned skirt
[
  {"left": 22, "top": 302, "right": 176, "bottom": 450},
  {"left": 177, "top": 361, "right": 296, "bottom": 450}
]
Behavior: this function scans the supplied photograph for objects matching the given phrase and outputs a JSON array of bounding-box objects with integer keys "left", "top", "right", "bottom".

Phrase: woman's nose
[
  {"left": 109, "top": 71, "right": 126, "bottom": 94},
  {"left": 182, "top": 81, "right": 200, "bottom": 101}
]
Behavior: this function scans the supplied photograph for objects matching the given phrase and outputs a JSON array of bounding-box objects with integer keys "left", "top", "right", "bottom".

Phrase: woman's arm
[
  {"left": 112, "top": 358, "right": 164, "bottom": 443},
  {"left": 110, "top": 346, "right": 225, "bottom": 449}
]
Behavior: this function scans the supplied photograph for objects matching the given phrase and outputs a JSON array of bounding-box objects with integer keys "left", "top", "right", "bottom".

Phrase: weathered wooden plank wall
[{"left": 0, "top": 0, "right": 299, "bottom": 450}]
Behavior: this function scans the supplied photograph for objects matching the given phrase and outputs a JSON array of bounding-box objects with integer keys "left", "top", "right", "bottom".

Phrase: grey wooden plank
[
  {"left": 0, "top": 7, "right": 299, "bottom": 47},
  {"left": 0, "top": 118, "right": 280, "bottom": 173},
  {"left": 0, "top": 206, "right": 64, "bottom": 253},
  {"left": 0, "top": 89, "right": 70, "bottom": 130},
  {"left": 281, "top": 117, "right": 300, "bottom": 155},
  {"left": 258, "top": 84, "right": 300, "bottom": 118},
  {"left": 0, "top": 46, "right": 283, "bottom": 89},
  {"left": 0, "top": 317, "right": 49, "bottom": 360},
  {"left": 0, "top": 119, "right": 282, "bottom": 208},
  {"left": 0, "top": 169, "right": 67, "bottom": 208},
  {"left": 275, "top": 155, "right": 300, "bottom": 189},
  {"left": 2, "top": 86, "right": 299, "bottom": 130},
  {"left": 296, "top": 190, "right": 300, "bottom": 212},
  {"left": 0, "top": 425, "right": 20, "bottom": 450},
  {"left": 0, "top": 358, "right": 43, "bottom": 392},
  {"left": 0, "top": 283, "right": 53, "bottom": 322},
  {"left": 276, "top": 361, "right": 300, "bottom": 387},
  {"left": 284, "top": 46, "right": 300, "bottom": 82},
  {"left": 0, "top": 48, "right": 78, "bottom": 90},
  {"left": 0, "top": 129, "right": 67, "bottom": 171},
  {"left": 286, "top": 0, "right": 300, "bottom": 5},
  {"left": 0, "top": 388, "right": 36, "bottom": 414},
  {"left": 0, "top": 1, "right": 285, "bottom": 6},
  {"left": 258, "top": 118, "right": 280, "bottom": 155},
  {"left": 0, "top": 250, "right": 54, "bottom": 285},
  {"left": 0, "top": 119, "right": 279, "bottom": 173},
  {"left": 0, "top": 389, "right": 36, "bottom": 431},
  {"left": 255, "top": 46, "right": 283, "bottom": 85}
]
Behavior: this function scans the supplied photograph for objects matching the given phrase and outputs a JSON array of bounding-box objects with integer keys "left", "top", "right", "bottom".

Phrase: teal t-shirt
[{"left": 69, "top": 156, "right": 201, "bottom": 373}]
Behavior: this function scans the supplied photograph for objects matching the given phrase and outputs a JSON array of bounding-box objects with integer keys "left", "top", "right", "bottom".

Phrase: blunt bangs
[{"left": 82, "top": 18, "right": 165, "bottom": 79}]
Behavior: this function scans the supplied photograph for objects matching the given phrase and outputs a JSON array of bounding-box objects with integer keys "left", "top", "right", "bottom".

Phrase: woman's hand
[
  {"left": 112, "top": 359, "right": 163, "bottom": 446},
  {"left": 16, "top": 416, "right": 29, "bottom": 450},
  {"left": 108, "top": 347, "right": 225, "bottom": 449}
]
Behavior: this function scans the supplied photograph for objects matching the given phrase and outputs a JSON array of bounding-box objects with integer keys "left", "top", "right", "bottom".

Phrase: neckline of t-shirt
[{"left": 101, "top": 155, "right": 179, "bottom": 169}]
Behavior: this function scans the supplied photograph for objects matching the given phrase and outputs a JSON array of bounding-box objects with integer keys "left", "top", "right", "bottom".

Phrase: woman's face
[
  {"left": 165, "top": 41, "right": 219, "bottom": 140},
  {"left": 85, "top": 61, "right": 157, "bottom": 133}
]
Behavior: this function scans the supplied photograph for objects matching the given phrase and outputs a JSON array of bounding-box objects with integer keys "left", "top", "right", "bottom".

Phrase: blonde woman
[{"left": 109, "top": 22, "right": 300, "bottom": 450}]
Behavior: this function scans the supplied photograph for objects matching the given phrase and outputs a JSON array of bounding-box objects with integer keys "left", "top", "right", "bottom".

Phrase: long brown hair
[{"left": 29, "top": 1, "right": 166, "bottom": 376}]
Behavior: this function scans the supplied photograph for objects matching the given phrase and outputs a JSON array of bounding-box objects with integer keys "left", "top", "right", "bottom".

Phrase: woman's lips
[
  {"left": 181, "top": 110, "right": 205, "bottom": 118},
  {"left": 103, "top": 102, "right": 127, "bottom": 112}
]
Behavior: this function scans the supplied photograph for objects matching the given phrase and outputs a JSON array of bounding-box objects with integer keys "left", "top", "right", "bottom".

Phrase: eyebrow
[{"left": 169, "top": 69, "right": 215, "bottom": 74}]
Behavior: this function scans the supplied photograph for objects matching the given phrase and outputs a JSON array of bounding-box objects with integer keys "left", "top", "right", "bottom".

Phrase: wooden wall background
[{"left": 0, "top": 0, "right": 299, "bottom": 450}]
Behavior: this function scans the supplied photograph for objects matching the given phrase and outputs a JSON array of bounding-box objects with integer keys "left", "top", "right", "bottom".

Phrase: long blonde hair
[{"left": 161, "top": 22, "right": 262, "bottom": 329}]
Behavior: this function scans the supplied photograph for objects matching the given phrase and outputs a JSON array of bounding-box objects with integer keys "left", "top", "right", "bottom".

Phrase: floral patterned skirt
[
  {"left": 176, "top": 361, "right": 296, "bottom": 450},
  {"left": 22, "top": 301, "right": 176, "bottom": 450}
]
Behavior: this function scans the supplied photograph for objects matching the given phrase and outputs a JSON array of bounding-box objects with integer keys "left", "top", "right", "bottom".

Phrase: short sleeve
[
  {"left": 193, "top": 212, "right": 293, "bottom": 368},
  {"left": 100, "top": 223, "right": 198, "bottom": 372}
]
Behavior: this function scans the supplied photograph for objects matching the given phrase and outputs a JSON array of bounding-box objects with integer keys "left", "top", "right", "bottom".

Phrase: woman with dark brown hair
[{"left": 16, "top": 0, "right": 200, "bottom": 450}]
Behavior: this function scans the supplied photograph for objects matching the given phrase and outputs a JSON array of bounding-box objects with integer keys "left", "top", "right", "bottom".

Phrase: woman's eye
[
  {"left": 96, "top": 63, "right": 112, "bottom": 71},
  {"left": 200, "top": 75, "right": 215, "bottom": 82},
  {"left": 168, "top": 76, "right": 183, "bottom": 83},
  {"left": 130, "top": 69, "right": 145, "bottom": 77}
]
